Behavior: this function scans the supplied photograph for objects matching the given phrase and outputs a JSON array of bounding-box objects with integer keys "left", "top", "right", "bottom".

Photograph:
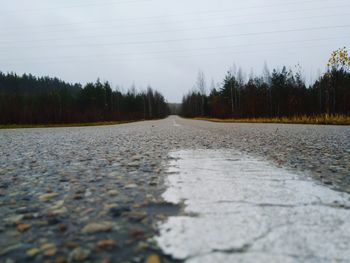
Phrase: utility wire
[
  {"left": 0, "top": 0, "right": 346, "bottom": 31},
  {"left": 4, "top": 0, "right": 334, "bottom": 16},
  {"left": 0, "top": 42, "right": 342, "bottom": 66},
  {"left": 0, "top": 12, "right": 348, "bottom": 45},
  {"left": 0, "top": 24, "right": 348, "bottom": 50},
  {"left": 1, "top": 36, "right": 348, "bottom": 64},
  {"left": 1, "top": 3, "right": 348, "bottom": 40},
  {"left": 0, "top": 0, "right": 323, "bottom": 14},
  {"left": 0, "top": 0, "right": 152, "bottom": 14}
]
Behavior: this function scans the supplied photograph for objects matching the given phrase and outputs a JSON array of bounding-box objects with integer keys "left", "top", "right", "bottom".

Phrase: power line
[
  {"left": 1, "top": 3, "right": 348, "bottom": 42},
  {"left": 1, "top": 36, "right": 348, "bottom": 64},
  {"left": 0, "top": 0, "right": 323, "bottom": 15},
  {"left": 0, "top": 0, "right": 152, "bottom": 14},
  {"left": 0, "top": 0, "right": 346, "bottom": 32},
  {"left": 0, "top": 12, "right": 347, "bottom": 45},
  {"left": 1, "top": 3, "right": 348, "bottom": 44},
  {"left": 0, "top": 24, "right": 348, "bottom": 50},
  {"left": 0, "top": 43, "right": 341, "bottom": 67}
]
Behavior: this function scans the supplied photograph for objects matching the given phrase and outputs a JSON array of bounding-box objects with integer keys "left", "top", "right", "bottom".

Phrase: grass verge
[
  {"left": 0, "top": 120, "right": 138, "bottom": 129},
  {"left": 194, "top": 115, "right": 350, "bottom": 125}
]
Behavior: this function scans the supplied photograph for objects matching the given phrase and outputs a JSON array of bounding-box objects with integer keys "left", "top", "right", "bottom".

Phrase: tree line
[
  {"left": 0, "top": 73, "right": 170, "bottom": 124},
  {"left": 181, "top": 48, "right": 350, "bottom": 119}
]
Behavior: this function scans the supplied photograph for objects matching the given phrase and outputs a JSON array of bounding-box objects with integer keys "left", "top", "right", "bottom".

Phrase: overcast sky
[{"left": 1, "top": 0, "right": 349, "bottom": 102}]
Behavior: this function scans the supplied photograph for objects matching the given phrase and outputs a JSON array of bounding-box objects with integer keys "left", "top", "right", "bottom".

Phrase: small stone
[
  {"left": 81, "top": 208, "right": 94, "bottom": 215},
  {"left": 40, "top": 243, "right": 57, "bottom": 257},
  {"left": 4, "top": 215, "right": 24, "bottom": 225},
  {"left": 84, "top": 190, "right": 92, "bottom": 197},
  {"left": 97, "top": 240, "right": 116, "bottom": 249},
  {"left": 55, "top": 256, "right": 67, "bottom": 263},
  {"left": 0, "top": 244, "right": 21, "bottom": 256},
  {"left": 48, "top": 207, "right": 67, "bottom": 216},
  {"left": 23, "top": 214, "right": 34, "bottom": 220},
  {"left": 155, "top": 214, "right": 167, "bottom": 221},
  {"left": 41, "top": 243, "right": 56, "bottom": 252},
  {"left": 58, "top": 224, "right": 67, "bottom": 232},
  {"left": 75, "top": 189, "right": 85, "bottom": 194},
  {"left": 81, "top": 222, "right": 114, "bottom": 234},
  {"left": 39, "top": 193, "right": 59, "bottom": 202},
  {"left": 49, "top": 200, "right": 64, "bottom": 210},
  {"left": 130, "top": 229, "right": 144, "bottom": 239},
  {"left": 65, "top": 242, "right": 80, "bottom": 249},
  {"left": 125, "top": 211, "right": 147, "bottom": 222},
  {"left": 131, "top": 155, "right": 141, "bottom": 161},
  {"left": 145, "top": 254, "right": 161, "bottom": 263},
  {"left": 108, "top": 171, "right": 119, "bottom": 177},
  {"left": 17, "top": 207, "right": 39, "bottom": 214},
  {"left": 109, "top": 206, "right": 131, "bottom": 217},
  {"left": 125, "top": 184, "right": 138, "bottom": 189},
  {"left": 17, "top": 223, "right": 30, "bottom": 232},
  {"left": 107, "top": 190, "right": 118, "bottom": 196},
  {"left": 135, "top": 242, "right": 149, "bottom": 253},
  {"left": 48, "top": 217, "right": 61, "bottom": 225},
  {"left": 149, "top": 181, "right": 157, "bottom": 186},
  {"left": 73, "top": 195, "right": 83, "bottom": 200},
  {"left": 103, "top": 204, "right": 118, "bottom": 210},
  {"left": 26, "top": 247, "right": 40, "bottom": 257},
  {"left": 70, "top": 247, "right": 90, "bottom": 261},
  {"left": 44, "top": 247, "right": 57, "bottom": 257},
  {"left": 127, "top": 162, "right": 139, "bottom": 168},
  {"left": 36, "top": 220, "right": 49, "bottom": 227}
]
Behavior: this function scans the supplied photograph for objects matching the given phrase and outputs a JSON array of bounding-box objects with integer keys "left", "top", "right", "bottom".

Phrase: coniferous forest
[
  {"left": 0, "top": 73, "right": 170, "bottom": 124},
  {"left": 1, "top": 49, "right": 349, "bottom": 125},
  {"left": 181, "top": 48, "right": 350, "bottom": 119}
]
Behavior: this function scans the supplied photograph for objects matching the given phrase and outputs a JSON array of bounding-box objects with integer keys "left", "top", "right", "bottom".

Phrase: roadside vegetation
[
  {"left": 0, "top": 76, "right": 170, "bottom": 126},
  {"left": 181, "top": 48, "right": 350, "bottom": 125},
  {"left": 0, "top": 120, "right": 141, "bottom": 129},
  {"left": 195, "top": 114, "right": 350, "bottom": 125}
]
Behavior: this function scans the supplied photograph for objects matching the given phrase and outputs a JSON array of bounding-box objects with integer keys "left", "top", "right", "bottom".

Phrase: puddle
[{"left": 156, "top": 150, "right": 350, "bottom": 263}]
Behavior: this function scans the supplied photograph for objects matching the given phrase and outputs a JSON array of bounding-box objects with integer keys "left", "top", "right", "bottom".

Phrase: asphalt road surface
[{"left": 0, "top": 116, "right": 349, "bottom": 263}]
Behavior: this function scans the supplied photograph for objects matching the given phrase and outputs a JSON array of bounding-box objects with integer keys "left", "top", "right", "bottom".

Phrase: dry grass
[
  {"left": 194, "top": 114, "right": 350, "bottom": 125},
  {"left": 0, "top": 120, "right": 137, "bottom": 129}
]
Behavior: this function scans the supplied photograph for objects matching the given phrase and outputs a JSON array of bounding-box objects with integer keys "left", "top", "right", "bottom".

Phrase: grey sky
[{"left": 1, "top": 0, "right": 349, "bottom": 102}]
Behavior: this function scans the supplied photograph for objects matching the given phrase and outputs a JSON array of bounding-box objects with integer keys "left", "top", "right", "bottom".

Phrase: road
[{"left": 0, "top": 116, "right": 349, "bottom": 262}]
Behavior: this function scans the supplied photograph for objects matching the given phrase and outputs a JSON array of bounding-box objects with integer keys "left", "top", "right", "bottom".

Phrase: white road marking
[
  {"left": 173, "top": 119, "right": 181, "bottom": 127},
  {"left": 156, "top": 149, "right": 350, "bottom": 262}
]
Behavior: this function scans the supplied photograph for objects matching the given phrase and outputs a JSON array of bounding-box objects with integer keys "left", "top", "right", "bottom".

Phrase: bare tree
[
  {"left": 147, "top": 86, "right": 153, "bottom": 118},
  {"left": 262, "top": 62, "right": 272, "bottom": 116},
  {"left": 262, "top": 62, "right": 271, "bottom": 85},
  {"left": 248, "top": 68, "right": 255, "bottom": 81},
  {"left": 196, "top": 70, "right": 206, "bottom": 95},
  {"left": 236, "top": 67, "right": 245, "bottom": 113},
  {"left": 196, "top": 70, "right": 207, "bottom": 116},
  {"left": 210, "top": 78, "right": 216, "bottom": 92}
]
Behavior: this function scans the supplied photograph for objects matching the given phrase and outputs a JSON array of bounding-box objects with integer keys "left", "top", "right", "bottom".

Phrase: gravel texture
[{"left": 0, "top": 116, "right": 349, "bottom": 262}]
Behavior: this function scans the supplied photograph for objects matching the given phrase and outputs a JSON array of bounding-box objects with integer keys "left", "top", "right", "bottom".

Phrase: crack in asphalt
[{"left": 215, "top": 200, "right": 350, "bottom": 210}]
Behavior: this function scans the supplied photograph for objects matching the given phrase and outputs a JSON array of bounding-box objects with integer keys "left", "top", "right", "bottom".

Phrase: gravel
[{"left": 0, "top": 116, "right": 349, "bottom": 262}]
